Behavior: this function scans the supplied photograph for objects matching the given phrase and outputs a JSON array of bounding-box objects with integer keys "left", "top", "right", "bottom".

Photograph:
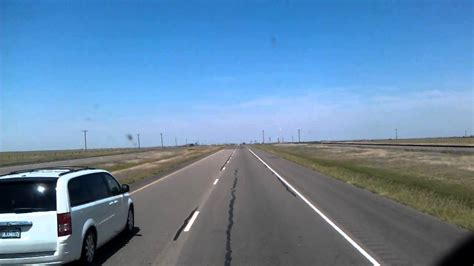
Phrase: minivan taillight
[{"left": 57, "top": 212, "right": 72, "bottom": 236}]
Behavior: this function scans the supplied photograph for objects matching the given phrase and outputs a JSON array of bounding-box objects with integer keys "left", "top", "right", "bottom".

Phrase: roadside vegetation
[
  {"left": 0, "top": 148, "right": 162, "bottom": 167},
  {"left": 255, "top": 143, "right": 474, "bottom": 231},
  {"left": 336, "top": 136, "right": 474, "bottom": 146},
  {"left": 93, "top": 146, "right": 222, "bottom": 184}
]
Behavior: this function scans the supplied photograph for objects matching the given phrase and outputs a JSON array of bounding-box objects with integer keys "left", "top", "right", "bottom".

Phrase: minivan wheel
[
  {"left": 81, "top": 230, "right": 96, "bottom": 264},
  {"left": 125, "top": 207, "right": 134, "bottom": 233}
]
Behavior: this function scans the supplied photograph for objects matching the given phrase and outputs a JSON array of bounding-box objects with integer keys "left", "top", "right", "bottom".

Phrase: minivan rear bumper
[{"left": 0, "top": 236, "right": 75, "bottom": 264}]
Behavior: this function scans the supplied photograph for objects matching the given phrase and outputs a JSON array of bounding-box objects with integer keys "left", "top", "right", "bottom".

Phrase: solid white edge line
[
  {"left": 130, "top": 150, "right": 220, "bottom": 195},
  {"left": 213, "top": 179, "right": 219, "bottom": 185},
  {"left": 247, "top": 148, "right": 380, "bottom": 266},
  {"left": 183, "top": 211, "right": 200, "bottom": 232}
]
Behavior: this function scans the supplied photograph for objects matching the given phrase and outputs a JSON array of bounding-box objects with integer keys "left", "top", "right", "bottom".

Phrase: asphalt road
[{"left": 96, "top": 146, "right": 472, "bottom": 265}]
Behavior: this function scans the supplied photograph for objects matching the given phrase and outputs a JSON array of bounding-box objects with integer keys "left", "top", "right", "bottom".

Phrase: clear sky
[{"left": 1, "top": 0, "right": 473, "bottom": 151}]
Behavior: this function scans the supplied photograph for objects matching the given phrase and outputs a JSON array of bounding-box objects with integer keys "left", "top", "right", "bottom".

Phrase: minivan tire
[
  {"left": 124, "top": 207, "right": 134, "bottom": 234},
  {"left": 80, "top": 229, "right": 96, "bottom": 265}
]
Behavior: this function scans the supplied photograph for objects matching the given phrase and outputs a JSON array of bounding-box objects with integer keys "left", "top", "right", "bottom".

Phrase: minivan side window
[
  {"left": 85, "top": 173, "right": 110, "bottom": 202},
  {"left": 68, "top": 173, "right": 110, "bottom": 207},
  {"left": 68, "top": 176, "right": 90, "bottom": 207},
  {"left": 102, "top": 173, "right": 122, "bottom": 196}
]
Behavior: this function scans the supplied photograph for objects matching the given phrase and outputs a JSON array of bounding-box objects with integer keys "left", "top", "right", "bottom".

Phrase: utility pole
[
  {"left": 137, "top": 134, "right": 141, "bottom": 149},
  {"left": 160, "top": 133, "right": 164, "bottom": 148},
  {"left": 298, "top": 129, "right": 301, "bottom": 143},
  {"left": 269, "top": 136, "right": 271, "bottom": 143},
  {"left": 185, "top": 138, "right": 188, "bottom": 145},
  {"left": 395, "top": 128, "right": 398, "bottom": 140},
  {"left": 82, "top": 130, "right": 88, "bottom": 152},
  {"left": 292, "top": 136, "right": 294, "bottom": 142},
  {"left": 175, "top": 137, "right": 177, "bottom": 147},
  {"left": 465, "top": 130, "right": 468, "bottom": 137},
  {"left": 262, "top": 130, "right": 265, "bottom": 144}
]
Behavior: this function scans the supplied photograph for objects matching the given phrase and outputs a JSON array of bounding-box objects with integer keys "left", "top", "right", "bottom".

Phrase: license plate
[{"left": 1, "top": 229, "right": 21, "bottom": 239}]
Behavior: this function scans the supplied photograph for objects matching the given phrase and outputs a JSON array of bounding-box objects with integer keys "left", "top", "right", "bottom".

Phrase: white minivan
[{"left": 0, "top": 167, "right": 134, "bottom": 265}]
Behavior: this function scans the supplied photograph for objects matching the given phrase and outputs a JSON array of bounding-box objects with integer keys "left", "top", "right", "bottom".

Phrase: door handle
[{"left": 108, "top": 200, "right": 117, "bottom": 206}]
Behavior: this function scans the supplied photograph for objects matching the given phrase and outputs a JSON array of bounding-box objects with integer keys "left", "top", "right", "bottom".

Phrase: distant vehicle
[{"left": 0, "top": 167, "right": 134, "bottom": 265}]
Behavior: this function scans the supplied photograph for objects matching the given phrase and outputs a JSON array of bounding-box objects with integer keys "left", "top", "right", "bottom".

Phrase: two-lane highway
[
  {"left": 98, "top": 148, "right": 234, "bottom": 265},
  {"left": 100, "top": 146, "right": 472, "bottom": 265},
  {"left": 174, "top": 147, "right": 372, "bottom": 265}
]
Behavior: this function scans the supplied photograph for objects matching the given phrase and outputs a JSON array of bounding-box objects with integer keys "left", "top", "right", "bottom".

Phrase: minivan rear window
[{"left": 0, "top": 178, "right": 57, "bottom": 214}]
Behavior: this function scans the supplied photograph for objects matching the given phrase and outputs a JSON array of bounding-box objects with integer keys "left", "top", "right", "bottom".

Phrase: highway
[{"left": 95, "top": 146, "right": 472, "bottom": 265}]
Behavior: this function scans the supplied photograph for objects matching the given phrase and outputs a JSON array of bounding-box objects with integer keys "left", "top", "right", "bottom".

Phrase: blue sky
[{"left": 1, "top": 0, "right": 473, "bottom": 151}]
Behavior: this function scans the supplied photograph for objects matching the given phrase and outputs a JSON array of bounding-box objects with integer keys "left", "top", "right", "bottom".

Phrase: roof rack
[
  {"left": 1, "top": 166, "right": 96, "bottom": 177},
  {"left": 58, "top": 167, "right": 97, "bottom": 176}
]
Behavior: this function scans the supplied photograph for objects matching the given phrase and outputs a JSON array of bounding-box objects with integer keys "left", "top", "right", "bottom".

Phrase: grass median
[
  {"left": 255, "top": 144, "right": 474, "bottom": 231},
  {"left": 93, "top": 146, "right": 223, "bottom": 185},
  {"left": 0, "top": 148, "right": 162, "bottom": 167}
]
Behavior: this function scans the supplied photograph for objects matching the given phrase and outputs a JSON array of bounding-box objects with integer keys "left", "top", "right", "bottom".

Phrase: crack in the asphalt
[
  {"left": 220, "top": 153, "right": 233, "bottom": 171},
  {"left": 225, "top": 169, "right": 238, "bottom": 266},
  {"left": 173, "top": 207, "right": 198, "bottom": 241},
  {"left": 273, "top": 173, "right": 297, "bottom": 197}
]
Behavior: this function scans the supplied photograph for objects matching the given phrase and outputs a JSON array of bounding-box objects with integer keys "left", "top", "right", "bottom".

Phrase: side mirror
[{"left": 122, "top": 184, "right": 130, "bottom": 193}]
